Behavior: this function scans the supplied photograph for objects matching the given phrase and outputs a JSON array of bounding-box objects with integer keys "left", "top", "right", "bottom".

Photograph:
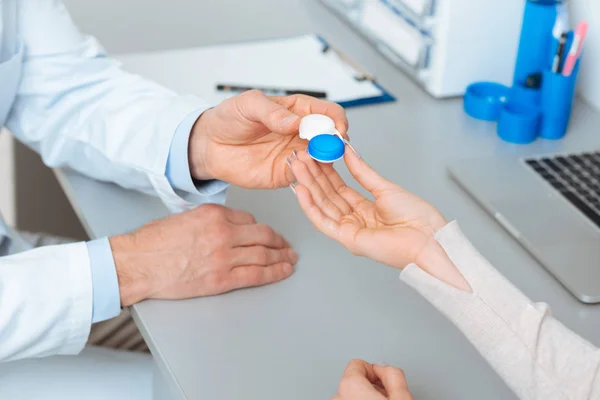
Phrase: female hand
[
  {"left": 332, "top": 359, "right": 413, "bottom": 400},
  {"left": 289, "top": 148, "right": 470, "bottom": 290}
]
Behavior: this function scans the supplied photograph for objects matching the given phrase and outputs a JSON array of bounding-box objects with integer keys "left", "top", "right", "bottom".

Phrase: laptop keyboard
[{"left": 526, "top": 151, "right": 600, "bottom": 229}]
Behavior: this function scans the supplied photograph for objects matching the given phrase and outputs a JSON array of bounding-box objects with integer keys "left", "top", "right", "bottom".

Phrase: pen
[
  {"left": 216, "top": 84, "right": 327, "bottom": 99},
  {"left": 552, "top": 3, "right": 570, "bottom": 39},
  {"left": 552, "top": 33, "right": 568, "bottom": 73},
  {"left": 562, "top": 21, "right": 589, "bottom": 77}
]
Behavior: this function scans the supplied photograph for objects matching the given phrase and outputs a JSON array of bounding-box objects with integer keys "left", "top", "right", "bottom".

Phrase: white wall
[
  {"left": 0, "top": 131, "right": 15, "bottom": 226},
  {"left": 571, "top": 0, "right": 600, "bottom": 111}
]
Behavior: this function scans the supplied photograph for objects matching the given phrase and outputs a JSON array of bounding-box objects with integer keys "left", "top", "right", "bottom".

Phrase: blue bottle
[{"left": 513, "top": 0, "right": 565, "bottom": 86}]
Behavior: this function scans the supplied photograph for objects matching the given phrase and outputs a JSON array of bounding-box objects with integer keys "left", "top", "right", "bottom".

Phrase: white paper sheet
[{"left": 117, "top": 35, "right": 383, "bottom": 105}]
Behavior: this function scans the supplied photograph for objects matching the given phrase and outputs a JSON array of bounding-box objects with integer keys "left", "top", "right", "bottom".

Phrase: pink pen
[{"left": 562, "top": 21, "right": 589, "bottom": 77}]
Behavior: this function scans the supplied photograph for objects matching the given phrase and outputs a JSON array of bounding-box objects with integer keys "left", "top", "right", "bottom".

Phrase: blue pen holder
[
  {"left": 513, "top": 0, "right": 563, "bottom": 86},
  {"left": 510, "top": 84, "right": 542, "bottom": 106},
  {"left": 540, "top": 61, "right": 581, "bottom": 139},
  {"left": 463, "top": 0, "right": 581, "bottom": 144}
]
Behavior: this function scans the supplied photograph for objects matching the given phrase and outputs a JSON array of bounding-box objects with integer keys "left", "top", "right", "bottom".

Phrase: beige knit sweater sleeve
[{"left": 400, "top": 221, "right": 600, "bottom": 400}]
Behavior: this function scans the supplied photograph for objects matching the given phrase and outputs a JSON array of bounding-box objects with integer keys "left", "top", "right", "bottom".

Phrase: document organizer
[{"left": 321, "top": 0, "right": 526, "bottom": 98}]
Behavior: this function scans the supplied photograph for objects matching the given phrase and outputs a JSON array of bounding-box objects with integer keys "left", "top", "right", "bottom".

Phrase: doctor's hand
[
  {"left": 332, "top": 360, "right": 413, "bottom": 400},
  {"left": 188, "top": 91, "right": 348, "bottom": 189},
  {"left": 289, "top": 149, "right": 470, "bottom": 291},
  {"left": 108, "top": 204, "right": 297, "bottom": 307}
]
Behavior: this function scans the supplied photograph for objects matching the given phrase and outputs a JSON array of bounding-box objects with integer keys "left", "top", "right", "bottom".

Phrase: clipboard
[
  {"left": 314, "top": 36, "right": 396, "bottom": 108},
  {"left": 119, "top": 34, "right": 395, "bottom": 109}
]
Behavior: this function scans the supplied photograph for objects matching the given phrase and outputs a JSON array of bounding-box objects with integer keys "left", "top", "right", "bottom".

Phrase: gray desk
[{"left": 56, "top": 1, "right": 600, "bottom": 398}]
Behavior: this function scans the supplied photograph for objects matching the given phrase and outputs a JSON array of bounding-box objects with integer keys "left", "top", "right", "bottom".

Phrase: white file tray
[
  {"left": 320, "top": 0, "right": 433, "bottom": 83},
  {"left": 362, "top": 0, "right": 429, "bottom": 68},
  {"left": 385, "top": 0, "right": 435, "bottom": 19}
]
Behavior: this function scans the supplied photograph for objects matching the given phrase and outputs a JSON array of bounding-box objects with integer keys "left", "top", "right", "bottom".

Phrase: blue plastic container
[
  {"left": 464, "top": 82, "right": 509, "bottom": 121},
  {"left": 510, "top": 84, "right": 542, "bottom": 106},
  {"left": 540, "top": 61, "right": 581, "bottom": 140},
  {"left": 497, "top": 102, "right": 541, "bottom": 144},
  {"left": 513, "top": 0, "right": 564, "bottom": 86},
  {"left": 308, "top": 134, "right": 345, "bottom": 163}
]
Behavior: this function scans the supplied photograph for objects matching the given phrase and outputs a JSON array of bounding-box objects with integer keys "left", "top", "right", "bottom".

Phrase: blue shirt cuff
[
  {"left": 86, "top": 238, "right": 121, "bottom": 323},
  {"left": 166, "top": 108, "right": 229, "bottom": 197}
]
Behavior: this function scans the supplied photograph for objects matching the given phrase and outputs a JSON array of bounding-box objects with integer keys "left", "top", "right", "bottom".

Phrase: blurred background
[{"left": 0, "top": 0, "right": 598, "bottom": 241}]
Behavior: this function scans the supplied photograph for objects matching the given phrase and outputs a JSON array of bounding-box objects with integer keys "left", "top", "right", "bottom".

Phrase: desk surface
[{"left": 58, "top": 1, "right": 600, "bottom": 399}]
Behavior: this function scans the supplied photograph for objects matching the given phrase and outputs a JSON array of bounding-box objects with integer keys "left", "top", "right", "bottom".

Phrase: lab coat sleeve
[
  {"left": 6, "top": 0, "right": 225, "bottom": 212},
  {"left": 0, "top": 242, "right": 92, "bottom": 362}
]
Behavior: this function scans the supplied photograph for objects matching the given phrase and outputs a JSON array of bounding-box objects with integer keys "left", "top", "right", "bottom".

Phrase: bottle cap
[
  {"left": 464, "top": 82, "right": 510, "bottom": 121},
  {"left": 308, "top": 134, "right": 345, "bottom": 163},
  {"left": 299, "top": 114, "right": 338, "bottom": 140},
  {"left": 497, "top": 102, "right": 541, "bottom": 144}
]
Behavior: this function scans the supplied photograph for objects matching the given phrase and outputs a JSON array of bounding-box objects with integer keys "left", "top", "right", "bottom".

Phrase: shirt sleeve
[
  {"left": 86, "top": 238, "right": 121, "bottom": 324},
  {"left": 400, "top": 221, "right": 600, "bottom": 400},
  {"left": 7, "top": 0, "right": 227, "bottom": 213},
  {"left": 165, "top": 108, "right": 229, "bottom": 196},
  {"left": 0, "top": 242, "right": 92, "bottom": 362}
]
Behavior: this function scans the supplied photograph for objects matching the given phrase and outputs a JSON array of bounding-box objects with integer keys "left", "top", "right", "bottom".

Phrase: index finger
[{"left": 272, "top": 95, "right": 350, "bottom": 139}]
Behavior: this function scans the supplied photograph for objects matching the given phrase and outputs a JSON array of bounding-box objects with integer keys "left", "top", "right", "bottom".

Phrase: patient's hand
[
  {"left": 332, "top": 359, "right": 413, "bottom": 400},
  {"left": 290, "top": 148, "right": 471, "bottom": 291},
  {"left": 289, "top": 148, "right": 446, "bottom": 270}
]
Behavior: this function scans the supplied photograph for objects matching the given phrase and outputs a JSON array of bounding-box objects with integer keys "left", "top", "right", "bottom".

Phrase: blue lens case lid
[
  {"left": 464, "top": 82, "right": 510, "bottom": 121},
  {"left": 308, "top": 134, "right": 345, "bottom": 163}
]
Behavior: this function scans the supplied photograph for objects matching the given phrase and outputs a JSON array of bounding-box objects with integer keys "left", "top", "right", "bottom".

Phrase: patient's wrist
[{"left": 414, "top": 234, "right": 472, "bottom": 292}]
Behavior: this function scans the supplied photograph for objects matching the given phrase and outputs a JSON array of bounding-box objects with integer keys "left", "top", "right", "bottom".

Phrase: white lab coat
[{"left": 0, "top": 0, "right": 215, "bottom": 374}]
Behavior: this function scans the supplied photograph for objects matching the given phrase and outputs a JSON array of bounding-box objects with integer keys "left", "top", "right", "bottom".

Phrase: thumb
[
  {"left": 237, "top": 90, "right": 300, "bottom": 135},
  {"left": 344, "top": 147, "right": 394, "bottom": 194}
]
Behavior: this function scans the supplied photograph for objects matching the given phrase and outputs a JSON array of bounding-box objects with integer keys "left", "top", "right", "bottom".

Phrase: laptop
[{"left": 449, "top": 150, "right": 600, "bottom": 303}]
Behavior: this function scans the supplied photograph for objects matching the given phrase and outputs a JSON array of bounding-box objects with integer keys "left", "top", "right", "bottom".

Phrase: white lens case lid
[{"left": 299, "top": 114, "right": 342, "bottom": 140}]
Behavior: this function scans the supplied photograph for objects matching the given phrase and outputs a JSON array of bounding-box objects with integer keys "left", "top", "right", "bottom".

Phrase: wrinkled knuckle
[
  {"left": 198, "top": 203, "right": 226, "bottom": 218},
  {"left": 213, "top": 223, "right": 234, "bottom": 243},
  {"left": 257, "top": 224, "right": 276, "bottom": 241},
  {"left": 243, "top": 211, "right": 257, "bottom": 224},
  {"left": 241, "top": 89, "right": 263, "bottom": 101},
  {"left": 332, "top": 102, "right": 345, "bottom": 116}
]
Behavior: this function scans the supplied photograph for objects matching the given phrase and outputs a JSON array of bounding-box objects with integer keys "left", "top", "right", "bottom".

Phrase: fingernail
[
  {"left": 375, "top": 362, "right": 389, "bottom": 367},
  {"left": 289, "top": 249, "right": 299, "bottom": 263},
  {"left": 283, "top": 263, "right": 294, "bottom": 275},
  {"left": 280, "top": 114, "right": 300, "bottom": 129},
  {"left": 287, "top": 156, "right": 298, "bottom": 177},
  {"left": 289, "top": 183, "right": 297, "bottom": 195},
  {"left": 345, "top": 140, "right": 361, "bottom": 159},
  {"left": 292, "top": 149, "right": 298, "bottom": 160}
]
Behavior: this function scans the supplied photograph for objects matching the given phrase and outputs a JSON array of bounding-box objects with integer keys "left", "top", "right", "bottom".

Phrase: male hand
[
  {"left": 109, "top": 204, "right": 297, "bottom": 307},
  {"left": 188, "top": 91, "right": 348, "bottom": 189},
  {"left": 332, "top": 359, "right": 413, "bottom": 400}
]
